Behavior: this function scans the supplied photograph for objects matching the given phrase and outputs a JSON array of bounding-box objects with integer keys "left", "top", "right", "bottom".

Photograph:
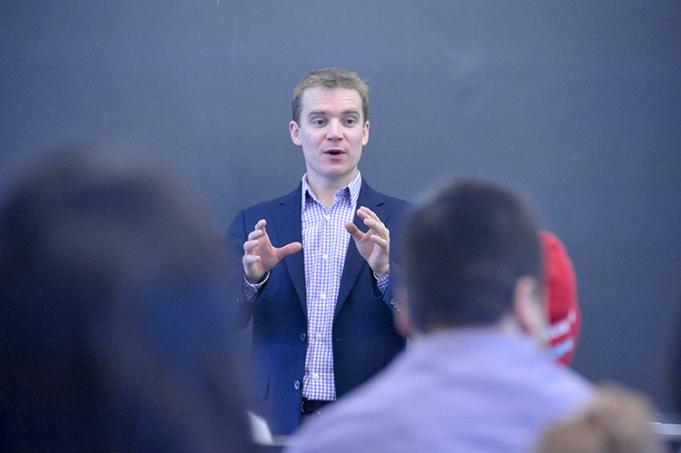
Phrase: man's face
[{"left": 289, "top": 87, "right": 369, "bottom": 187}]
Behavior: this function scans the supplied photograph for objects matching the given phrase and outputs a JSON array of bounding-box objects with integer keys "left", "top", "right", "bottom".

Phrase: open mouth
[{"left": 324, "top": 149, "right": 345, "bottom": 156}]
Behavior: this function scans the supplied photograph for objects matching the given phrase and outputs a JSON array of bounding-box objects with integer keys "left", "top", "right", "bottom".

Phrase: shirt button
[
  {"left": 320, "top": 293, "right": 326, "bottom": 300},
  {"left": 299, "top": 332, "right": 307, "bottom": 342},
  {"left": 322, "top": 254, "right": 329, "bottom": 260},
  {"left": 316, "top": 333, "right": 322, "bottom": 341},
  {"left": 324, "top": 215, "right": 330, "bottom": 221},
  {"left": 311, "top": 373, "right": 319, "bottom": 380},
  {"left": 294, "top": 380, "right": 301, "bottom": 390}
]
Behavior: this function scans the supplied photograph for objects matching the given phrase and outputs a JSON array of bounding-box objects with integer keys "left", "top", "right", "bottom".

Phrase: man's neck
[{"left": 305, "top": 171, "right": 358, "bottom": 208}]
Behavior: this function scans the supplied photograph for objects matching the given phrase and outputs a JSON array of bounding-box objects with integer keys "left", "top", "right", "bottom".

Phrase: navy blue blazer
[{"left": 227, "top": 179, "right": 408, "bottom": 435}]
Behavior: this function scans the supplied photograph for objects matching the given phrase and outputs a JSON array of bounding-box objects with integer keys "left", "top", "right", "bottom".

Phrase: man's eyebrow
[
  {"left": 307, "top": 109, "right": 328, "bottom": 117},
  {"left": 306, "top": 109, "right": 360, "bottom": 117}
]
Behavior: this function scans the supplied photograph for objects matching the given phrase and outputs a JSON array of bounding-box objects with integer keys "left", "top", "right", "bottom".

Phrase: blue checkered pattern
[{"left": 300, "top": 172, "right": 362, "bottom": 401}]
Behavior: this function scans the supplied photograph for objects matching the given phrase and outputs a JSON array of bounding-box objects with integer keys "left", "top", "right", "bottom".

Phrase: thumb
[
  {"left": 276, "top": 241, "right": 303, "bottom": 258},
  {"left": 345, "top": 222, "right": 364, "bottom": 241}
]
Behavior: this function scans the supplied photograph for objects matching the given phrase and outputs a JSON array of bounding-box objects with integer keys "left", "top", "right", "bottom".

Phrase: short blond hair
[{"left": 291, "top": 67, "right": 369, "bottom": 123}]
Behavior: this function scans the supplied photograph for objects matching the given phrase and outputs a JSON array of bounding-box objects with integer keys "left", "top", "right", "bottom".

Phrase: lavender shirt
[{"left": 288, "top": 330, "right": 593, "bottom": 453}]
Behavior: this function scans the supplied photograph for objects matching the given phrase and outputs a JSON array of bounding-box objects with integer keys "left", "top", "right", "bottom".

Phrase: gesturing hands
[
  {"left": 243, "top": 209, "right": 389, "bottom": 284},
  {"left": 345, "top": 206, "right": 390, "bottom": 277},
  {"left": 242, "top": 219, "right": 302, "bottom": 284}
]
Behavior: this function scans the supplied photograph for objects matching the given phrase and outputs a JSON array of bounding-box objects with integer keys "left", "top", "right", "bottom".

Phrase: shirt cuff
[
  {"left": 374, "top": 271, "right": 390, "bottom": 295},
  {"left": 242, "top": 271, "right": 270, "bottom": 302}
]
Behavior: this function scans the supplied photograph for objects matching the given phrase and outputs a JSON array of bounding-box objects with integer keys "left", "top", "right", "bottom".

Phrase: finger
[
  {"left": 358, "top": 206, "right": 380, "bottom": 222},
  {"left": 363, "top": 217, "right": 387, "bottom": 237},
  {"left": 358, "top": 207, "right": 388, "bottom": 235},
  {"left": 243, "top": 239, "right": 261, "bottom": 253},
  {"left": 248, "top": 229, "right": 265, "bottom": 240},
  {"left": 276, "top": 241, "right": 302, "bottom": 258},
  {"left": 242, "top": 255, "right": 262, "bottom": 265},
  {"left": 254, "top": 219, "right": 267, "bottom": 232},
  {"left": 370, "top": 235, "right": 389, "bottom": 249},
  {"left": 345, "top": 222, "right": 365, "bottom": 241},
  {"left": 356, "top": 206, "right": 371, "bottom": 221}
]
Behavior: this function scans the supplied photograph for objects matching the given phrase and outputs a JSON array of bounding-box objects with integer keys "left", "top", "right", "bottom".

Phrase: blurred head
[
  {"left": 0, "top": 149, "right": 256, "bottom": 452},
  {"left": 292, "top": 67, "right": 369, "bottom": 124},
  {"left": 401, "top": 180, "right": 545, "bottom": 338},
  {"left": 536, "top": 385, "right": 665, "bottom": 453}
]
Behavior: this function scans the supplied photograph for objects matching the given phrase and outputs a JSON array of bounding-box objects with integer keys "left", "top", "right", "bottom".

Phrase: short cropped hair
[
  {"left": 403, "top": 180, "right": 543, "bottom": 332},
  {"left": 292, "top": 67, "right": 369, "bottom": 123}
]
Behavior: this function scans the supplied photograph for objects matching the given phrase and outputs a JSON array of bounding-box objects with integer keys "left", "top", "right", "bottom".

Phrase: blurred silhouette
[
  {"left": 287, "top": 180, "right": 592, "bottom": 453},
  {"left": 536, "top": 384, "right": 666, "bottom": 453},
  {"left": 0, "top": 149, "right": 258, "bottom": 452}
]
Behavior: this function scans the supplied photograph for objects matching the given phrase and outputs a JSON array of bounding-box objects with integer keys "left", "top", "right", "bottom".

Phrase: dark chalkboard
[{"left": 2, "top": 0, "right": 680, "bottom": 413}]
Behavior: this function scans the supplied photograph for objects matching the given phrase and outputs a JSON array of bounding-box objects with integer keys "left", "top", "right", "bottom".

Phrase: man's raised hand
[
  {"left": 345, "top": 206, "right": 390, "bottom": 277},
  {"left": 243, "top": 219, "right": 302, "bottom": 283}
]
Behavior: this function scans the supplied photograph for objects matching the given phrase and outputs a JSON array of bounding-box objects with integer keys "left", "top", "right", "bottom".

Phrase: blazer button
[
  {"left": 293, "top": 380, "right": 301, "bottom": 390},
  {"left": 299, "top": 332, "right": 307, "bottom": 342}
]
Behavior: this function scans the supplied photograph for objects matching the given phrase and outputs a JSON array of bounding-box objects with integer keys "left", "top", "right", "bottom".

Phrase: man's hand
[
  {"left": 345, "top": 206, "right": 390, "bottom": 277},
  {"left": 243, "top": 219, "right": 302, "bottom": 283}
]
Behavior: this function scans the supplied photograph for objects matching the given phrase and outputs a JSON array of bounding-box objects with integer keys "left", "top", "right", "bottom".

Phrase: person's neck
[{"left": 305, "top": 171, "right": 358, "bottom": 208}]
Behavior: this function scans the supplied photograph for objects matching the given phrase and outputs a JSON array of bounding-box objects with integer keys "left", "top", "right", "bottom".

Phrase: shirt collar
[{"left": 301, "top": 171, "right": 362, "bottom": 211}]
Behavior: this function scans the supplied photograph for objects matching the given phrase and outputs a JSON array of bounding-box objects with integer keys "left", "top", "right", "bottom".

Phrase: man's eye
[
  {"left": 311, "top": 118, "right": 327, "bottom": 126},
  {"left": 344, "top": 118, "right": 358, "bottom": 126}
]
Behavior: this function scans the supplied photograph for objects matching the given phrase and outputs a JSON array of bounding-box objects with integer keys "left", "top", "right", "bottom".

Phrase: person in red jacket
[{"left": 541, "top": 230, "right": 581, "bottom": 365}]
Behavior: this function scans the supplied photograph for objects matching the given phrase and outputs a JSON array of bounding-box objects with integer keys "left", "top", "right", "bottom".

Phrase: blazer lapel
[
  {"left": 334, "top": 180, "right": 386, "bottom": 318},
  {"left": 274, "top": 185, "right": 307, "bottom": 315}
]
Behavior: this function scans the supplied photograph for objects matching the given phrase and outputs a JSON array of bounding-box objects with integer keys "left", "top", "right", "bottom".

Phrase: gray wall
[{"left": 2, "top": 1, "right": 680, "bottom": 412}]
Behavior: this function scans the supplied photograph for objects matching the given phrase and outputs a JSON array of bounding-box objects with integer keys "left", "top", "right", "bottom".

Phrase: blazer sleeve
[
  {"left": 381, "top": 259, "right": 403, "bottom": 313},
  {"left": 380, "top": 197, "right": 411, "bottom": 314},
  {"left": 225, "top": 209, "right": 257, "bottom": 329}
]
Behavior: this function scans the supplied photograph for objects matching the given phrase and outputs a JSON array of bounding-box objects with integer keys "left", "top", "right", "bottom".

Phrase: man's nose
[{"left": 326, "top": 120, "right": 342, "bottom": 140}]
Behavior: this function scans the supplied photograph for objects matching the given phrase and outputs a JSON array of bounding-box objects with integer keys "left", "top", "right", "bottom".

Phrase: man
[
  {"left": 228, "top": 68, "right": 409, "bottom": 435},
  {"left": 287, "top": 180, "right": 593, "bottom": 452}
]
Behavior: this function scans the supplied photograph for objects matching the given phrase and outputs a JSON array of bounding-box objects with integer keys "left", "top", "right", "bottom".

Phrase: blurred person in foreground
[
  {"left": 536, "top": 384, "right": 667, "bottom": 453},
  {"left": 0, "top": 150, "right": 258, "bottom": 452},
  {"left": 287, "top": 180, "right": 593, "bottom": 453}
]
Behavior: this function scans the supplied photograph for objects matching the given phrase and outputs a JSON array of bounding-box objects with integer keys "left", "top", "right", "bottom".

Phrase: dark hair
[
  {"left": 0, "top": 150, "right": 257, "bottom": 452},
  {"left": 403, "top": 180, "right": 542, "bottom": 332},
  {"left": 292, "top": 67, "right": 369, "bottom": 123}
]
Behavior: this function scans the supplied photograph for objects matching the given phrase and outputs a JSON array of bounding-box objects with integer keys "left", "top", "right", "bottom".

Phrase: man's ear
[
  {"left": 289, "top": 120, "right": 302, "bottom": 146},
  {"left": 394, "top": 287, "right": 414, "bottom": 338},
  {"left": 513, "top": 276, "right": 547, "bottom": 344},
  {"left": 362, "top": 120, "right": 370, "bottom": 146}
]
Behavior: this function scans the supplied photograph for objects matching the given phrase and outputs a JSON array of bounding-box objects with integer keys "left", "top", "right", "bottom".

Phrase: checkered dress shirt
[
  {"left": 243, "top": 172, "right": 388, "bottom": 401},
  {"left": 300, "top": 172, "right": 362, "bottom": 400}
]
